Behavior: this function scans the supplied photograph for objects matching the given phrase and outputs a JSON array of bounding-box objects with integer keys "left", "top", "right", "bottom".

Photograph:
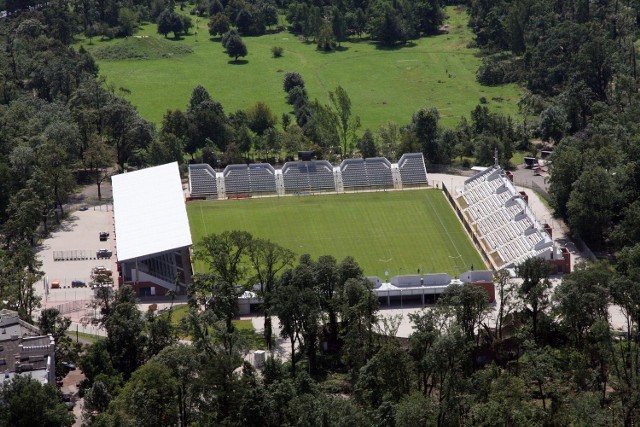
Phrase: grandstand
[
  {"left": 282, "top": 160, "right": 335, "bottom": 193},
  {"left": 113, "top": 162, "right": 193, "bottom": 296},
  {"left": 456, "top": 165, "right": 569, "bottom": 272},
  {"left": 188, "top": 153, "right": 428, "bottom": 198},
  {"left": 188, "top": 164, "right": 218, "bottom": 198},
  {"left": 223, "top": 163, "right": 277, "bottom": 196},
  {"left": 398, "top": 153, "right": 429, "bottom": 186},
  {"left": 340, "top": 157, "right": 394, "bottom": 189}
]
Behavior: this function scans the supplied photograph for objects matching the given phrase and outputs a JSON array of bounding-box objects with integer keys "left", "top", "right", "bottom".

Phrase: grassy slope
[
  {"left": 83, "top": 6, "right": 521, "bottom": 129},
  {"left": 188, "top": 189, "right": 484, "bottom": 278}
]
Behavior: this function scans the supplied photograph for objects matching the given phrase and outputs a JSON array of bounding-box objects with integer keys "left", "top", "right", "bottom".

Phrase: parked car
[
  {"left": 99, "top": 231, "right": 109, "bottom": 241},
  {"left": 62, "top": 362, "right": 76, "bottom": 371},
  {"left": 96, "top": 249, "right": 112, "bottom": 259},
  {"left": 50, "top": 280, "right": 60, "bottom": 289},
  {"left": 92, "top": 266, "right": 112, "bottom": 276},
  {"left": 71, "top": 280, "right": 85, "bottom": 288}
]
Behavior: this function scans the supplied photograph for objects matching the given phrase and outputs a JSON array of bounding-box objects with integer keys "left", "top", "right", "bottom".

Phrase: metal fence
[
  {"left": 50, "top": 300, "right": 92, "bottom": 315},
  {"left": 53, "top": 250, "right": 109, "bottom": 261}
]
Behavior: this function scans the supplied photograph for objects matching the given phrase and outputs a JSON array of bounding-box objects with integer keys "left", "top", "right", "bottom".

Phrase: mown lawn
[
  {"left": 188, "top": 189, "right": 485, "bottom": 278},
  {"left": 81, "top": 6, "right": 521, "bottom": 130}
]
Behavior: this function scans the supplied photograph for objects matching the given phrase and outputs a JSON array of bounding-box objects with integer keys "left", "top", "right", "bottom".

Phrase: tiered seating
[
  {"left": 282, "top": 161, "right": 335, "bottom": 193},
  {"left": 307, "top": 161, "right": 335, "bottom": 191},
  {"left": 223, "top": 165, "right": 251, "bottom": 195},
  {"left": 282, "top": 162, "right": 307, "bottom": 192},
  {"left": 365, "top": 158, "right": 393, "bottom": 187},
  {"left": 248, "top": 164, "right": 277, "bottom": 193},
  {"left": 341, "top": 159, "right": 369, "bottom": 188},
  {"left": 222, "top": 163, "right": 278, "bottom": 195},
  {"left": 398, "top": 153, "right": 428, "bottom": 185},
  {"left": 189, "top": 164, "right": 218, "bottom": 197},
  {"left": 460, "top": 166, "right": 558, "bottom": 268}
]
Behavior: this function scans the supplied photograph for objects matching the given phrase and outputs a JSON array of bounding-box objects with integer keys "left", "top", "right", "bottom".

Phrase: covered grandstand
[
  {"left": 188, "top": 153, "right": 429, "bottom": 198},
  {"left": 454, "top": 165, "right": 570, "bottom": 272},
  {"left": 112, "top": 162, "right": 193, "bottom": 296}
]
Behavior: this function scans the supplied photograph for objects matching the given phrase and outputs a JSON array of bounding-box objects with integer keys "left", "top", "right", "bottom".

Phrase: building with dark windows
[{"left": 0, "top": 309, "right": 56, "bottom": 385}]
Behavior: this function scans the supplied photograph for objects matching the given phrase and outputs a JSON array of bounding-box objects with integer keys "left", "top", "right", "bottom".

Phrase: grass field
[
  {"left": 188, "top": 189, "right": 484, "bottom": 278},
  {"left": 81, "top": 6, "right": 522, "bottom": 129}
]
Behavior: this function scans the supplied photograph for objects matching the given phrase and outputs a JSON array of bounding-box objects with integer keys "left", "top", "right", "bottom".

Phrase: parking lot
[{"left": 35, "top": 205, "right": 117, "bottom": 333}]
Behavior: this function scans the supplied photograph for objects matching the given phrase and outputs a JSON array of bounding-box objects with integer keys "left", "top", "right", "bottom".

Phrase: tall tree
[
  {"left": 38, "top": 308, "right": 77, "bottom": 377},
  {"left": 104, "top": 286, "right": 146, "bottom": 380},
  {"left": 273, "top": 257, "right": 320, "bottom": 377},
  {"left": 329, "top": 85, "right": 360, "bottom": 158},
  {"left": 247, "top": 238, "right": 295, "bottom": 350},
  {"left": 225, "top": 33, "right": 248, "bottom": 62},
  {"left": 516, "top": 257, "right": 552, "bottom": 341},
  {"left": 83, "top": 137, "right": 116, "bottom": 200},
  {"left": 412, "top": 106, "right": 441, "bottom": 163}
]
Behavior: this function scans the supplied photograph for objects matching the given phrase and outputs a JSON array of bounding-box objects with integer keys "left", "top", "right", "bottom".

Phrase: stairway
[
  {"left": 391, "top": 165, "right": 402, "bottom": 190},
  {"left": 274, "top": 170, "right": 286, "bottom": 196},
  {"left": 217, "top": 174, "right": 226, "bottom": 199},
  {"left": 333, "top": 167, "right": 344, "bottom": 193}
]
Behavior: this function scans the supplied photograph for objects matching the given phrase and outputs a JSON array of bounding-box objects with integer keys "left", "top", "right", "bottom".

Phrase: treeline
[
  {"left": 159, "top": 73, "right": 523, "bottom": 167},
  {"left": 0, "top": 11, "right": 167, "bottom": 320},
  {"left": 467, "top": 0, "right": 640, "bottom": 251},
  {"left": 16, "top": 231, "right": 638, "bottom": 426}
]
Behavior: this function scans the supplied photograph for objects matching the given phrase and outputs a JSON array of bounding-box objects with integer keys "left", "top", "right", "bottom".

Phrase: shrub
[{"left": 271, "top": 46, "right": 283, "bottom": 58}]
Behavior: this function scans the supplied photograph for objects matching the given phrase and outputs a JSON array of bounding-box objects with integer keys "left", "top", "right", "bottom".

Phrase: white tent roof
[{"left": 112, "top": 162, "right": 192, "bottom": 262}]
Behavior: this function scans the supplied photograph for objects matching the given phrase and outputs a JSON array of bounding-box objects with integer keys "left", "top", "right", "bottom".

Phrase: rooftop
[{"left": 112, "top": 162, "right": 192, "bottom": 262}]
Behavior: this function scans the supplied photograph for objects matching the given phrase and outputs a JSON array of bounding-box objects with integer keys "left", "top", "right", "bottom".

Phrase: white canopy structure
[{"left": 112, "top": 162, "right": 192, "bottom": 263}]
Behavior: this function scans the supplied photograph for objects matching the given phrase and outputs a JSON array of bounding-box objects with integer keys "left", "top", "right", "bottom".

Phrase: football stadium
[{"left": 109, "top": 153, "right": 570, "bottom": 298}]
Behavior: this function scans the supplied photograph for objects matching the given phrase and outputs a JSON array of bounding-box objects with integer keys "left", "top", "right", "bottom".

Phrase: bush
[
  {"left": 271, "top": 46, "right": 283, "bottom": 58},
  {"left": 479, "top": 96, "right": 488, "bottom": 104}
]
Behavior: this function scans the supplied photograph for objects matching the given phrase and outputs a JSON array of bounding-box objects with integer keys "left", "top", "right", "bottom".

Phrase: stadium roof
[{"left": 112, "top": 162, "right": 192, "bottom": 262}]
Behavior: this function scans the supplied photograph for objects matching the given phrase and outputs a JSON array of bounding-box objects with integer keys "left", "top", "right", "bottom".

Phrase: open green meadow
[
  {"left": 187, "top": 189, "right": 484, "bottom": 278},
  {"left": 82, "top": 6, "right": 521, "bottom": 129}
]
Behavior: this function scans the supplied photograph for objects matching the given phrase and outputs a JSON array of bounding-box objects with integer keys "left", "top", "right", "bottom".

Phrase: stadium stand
[
  {"left": 340, "top": 159, "right": 369, "bottom": 188},
  {"left": 188, "top": 153, "right": 429, "bottom": 198},
  {"left": 188, "top": 164, "right": 218, "bottom": 198},
  {"left": 223, "top": 163, "right": 277, "bottom": 196},
  {"left": 398, "top": 153, "right": 429, "bottom": 186},
  {"left": 282, "top": 160, "right": 335, "bottom": 193},
  {"left": 458, "top": 166, "right": 558, "bottom": 270},
  {"left": 339, "top": 158, "right": 394, "bottom": 189}
]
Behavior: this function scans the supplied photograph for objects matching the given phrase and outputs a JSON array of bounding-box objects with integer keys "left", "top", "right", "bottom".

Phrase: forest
[{"left": 2, "top": 0, "right": 640, "bottom": 426}]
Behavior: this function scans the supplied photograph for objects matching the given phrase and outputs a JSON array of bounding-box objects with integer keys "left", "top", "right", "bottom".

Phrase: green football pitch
[{"left": 187, "top": 189, "right": 485, "bottom": 278}]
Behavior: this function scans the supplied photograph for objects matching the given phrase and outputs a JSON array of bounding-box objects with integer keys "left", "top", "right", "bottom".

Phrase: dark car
[
  {"left": 96, "top": 249, "right": 112, "bottom": 258},
  {"left": 99, "top": 231, "right": 109, "bottom": 241},
  {"left": 71, "top": 280, "right": 85, "bottom": 288}
]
